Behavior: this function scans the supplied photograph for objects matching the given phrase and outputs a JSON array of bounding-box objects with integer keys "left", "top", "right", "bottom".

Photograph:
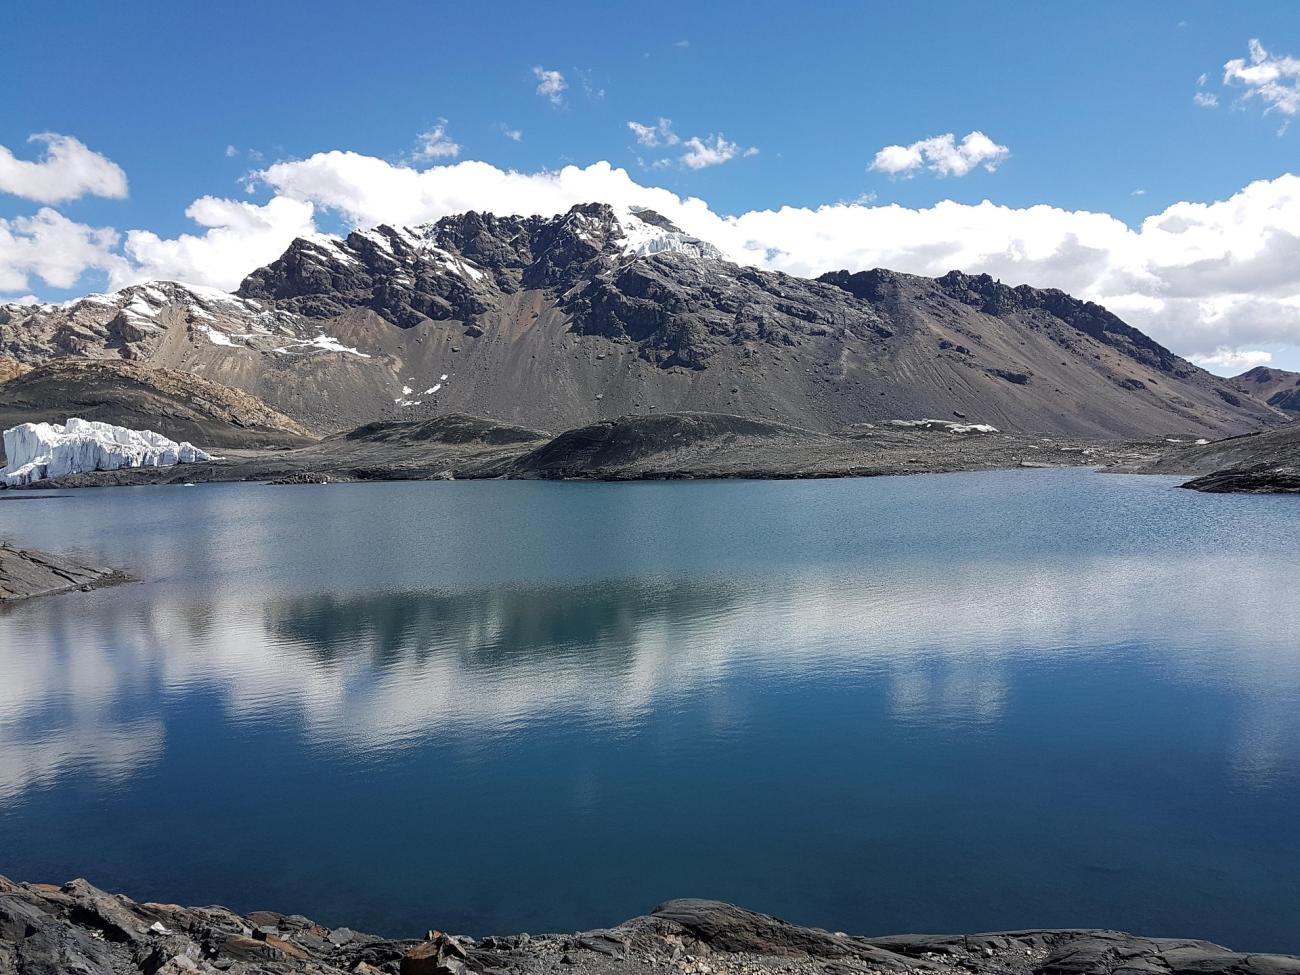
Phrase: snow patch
[
  {"left": 886, "top": 419, "right": 999, "bottom": 435},
  {"left": 2, "top": 419, "right": 211, "bottom": 487},
  {"left": 300, "top": 234, "right": 361, "bottom": 267},
  {"left": 274, "top": 333, "right": 371, "bottom": 357},
  {"left": 198, "top": 325, "right": 238, "bottom": 347}
]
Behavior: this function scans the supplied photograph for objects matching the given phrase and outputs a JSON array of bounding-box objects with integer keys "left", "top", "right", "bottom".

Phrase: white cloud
[
  {"left": 870, "top": 131, "right": 1010, "bottom": 178},
  {"left": 0, "top": 208, "right": 123, "bottom": 292},
  {"left": 1194, "top": 91, "right": 1220, "bottom": 108},
  {"left": 0, "top": 133, "right": 127, "bottom": 204},
  {"left": 1224, "top": 38, "right": 1300, "bottom": 116},
  {"left": 681, "top": 134, "right": 741, "bottom": 169},
  {"left": 224, "top": 144, "right": 239, "bottom": 158},
  {"left": 1190, "top": 348, "right": 1274, "bottom": 374},
  {"left": 112, "top": 195, "right": 316, "bottom": 290},
  {"left": 533, "top": 66, "right": 567, "bottom": 106},
  {"left": 414, "top": 120, "right": 461, "bottom": 160},
  {"left": 501, "top": 126, "right": 523, "bottom": 142},
  {"left": 628, "top": 120, "right": 756, "bottom": 169},
  {"left": 628, "top": 118, "right": 679, "bottom": 148}
]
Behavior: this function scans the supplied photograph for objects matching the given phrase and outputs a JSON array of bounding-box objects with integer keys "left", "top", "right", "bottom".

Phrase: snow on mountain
[
  {"left": 1, "top": 418, "right": 212, "bottom": 486},
  {"left": 0, "top": 278, "right": 365, "bottom": 363},
  {"left": 615, "top": 206, "right": 725, "bottom": 260}
]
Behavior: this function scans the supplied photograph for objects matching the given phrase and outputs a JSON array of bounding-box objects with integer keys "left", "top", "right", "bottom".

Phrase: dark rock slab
[{"left": 0, "top": 544, "right": 132, "bottom": 603}]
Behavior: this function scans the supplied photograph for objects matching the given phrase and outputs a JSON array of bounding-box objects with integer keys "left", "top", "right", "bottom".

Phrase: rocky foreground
[{"left": 2, "top": 877, "right": 1297, "bottom": 975}]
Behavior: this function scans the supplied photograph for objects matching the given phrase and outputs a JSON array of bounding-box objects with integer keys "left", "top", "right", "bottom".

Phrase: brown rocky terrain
[
  {"left": 0, "top": 205, "right": 1286, "bottom": 439},
  {"left": 1, "top": 877, "right": 1296, "bottom": 975},
  {"left": 0, "top": 359, "right": 316, "bottom": 465},
  {"left": 0, "top": 355, "right": 29, "bottom": 384}
]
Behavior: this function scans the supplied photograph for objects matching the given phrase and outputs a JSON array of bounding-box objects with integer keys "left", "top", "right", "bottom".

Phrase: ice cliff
[{"left": 1, "top": 418, "right": 212, "bottom": 486}]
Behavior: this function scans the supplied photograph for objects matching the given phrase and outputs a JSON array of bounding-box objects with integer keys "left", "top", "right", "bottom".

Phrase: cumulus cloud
[
  {"left": 1194, "top": 91, "right": 1219, "bottom": 108},
  {"left": 627, "top": 119, "right": 756, "bottom": 169},
  {"left": 0, "top": 208, "right": 124, "bottom": 292},
  {"left": 1190, "top": 348, "right": 1274, "bottom": 373},
  {"left": 681, "top": 134, "right": 751, "bottom": 169},
  {"left": 533, "top": 66, "right": 567, "bottom": 106},
  {"left": 112, "top": 195, "right": 316, "bottom": 290},
  {"left": 414, "top": 120, "right": 461, "bottom": 160},
  {"left": 1224, "top": 39, "right": 1300, "bottom": 116},
  {"left": 0, "top": 133, "right": 128, "bottom": 204},
  {"left": 500, "top": 126, "right": 523, "bottom": 142},
  {"left": 10, "top": 148, "right": 1300, "bottom": 362},
  {"left": 870, "top": 131, "right": 1010, "bottom": 178}
]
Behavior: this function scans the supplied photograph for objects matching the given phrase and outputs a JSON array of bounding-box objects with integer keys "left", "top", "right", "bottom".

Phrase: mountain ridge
[{"left": 0, "top": 203, "right": 1287, "bottom": 438}]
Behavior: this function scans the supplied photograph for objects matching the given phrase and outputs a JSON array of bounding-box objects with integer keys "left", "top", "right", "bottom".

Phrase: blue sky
[{"left": 5, "top": 1, "right": 1300, "bottom": 372}]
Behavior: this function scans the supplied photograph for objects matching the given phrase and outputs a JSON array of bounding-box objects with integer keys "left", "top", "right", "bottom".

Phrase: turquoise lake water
[{"left": 0, "top": 470, "right": 1297, "bottom": 949}]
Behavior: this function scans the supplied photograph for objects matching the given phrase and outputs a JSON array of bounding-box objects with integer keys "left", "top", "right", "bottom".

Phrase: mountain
[
  {"left": 1232, "top": 365, "right": 1300, "bottom": 415},
  {"left": 0, "top": 204, "right": 1286, "bottom": 438},
  {"left": 0, "top": 359, "right": 314, "bottom": 464}
]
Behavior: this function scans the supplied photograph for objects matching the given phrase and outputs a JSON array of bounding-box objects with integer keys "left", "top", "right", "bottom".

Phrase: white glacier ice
[{"left": 1, "top": 419, "right": 212, "bottom": 487}]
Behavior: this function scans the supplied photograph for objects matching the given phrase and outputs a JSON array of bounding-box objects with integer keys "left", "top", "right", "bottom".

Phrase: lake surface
[{"left": 1, "top": 470, "right": 1298, "bottom": 950}]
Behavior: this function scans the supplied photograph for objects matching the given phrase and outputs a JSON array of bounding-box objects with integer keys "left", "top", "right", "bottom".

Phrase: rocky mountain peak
[{"left": 235, "top": 203, "right": 727, "bottom": 328}]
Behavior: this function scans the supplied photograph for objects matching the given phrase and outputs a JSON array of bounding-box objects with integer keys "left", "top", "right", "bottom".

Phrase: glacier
[{"left": 1, "top": 418, "right": 212, "bottom": 487}]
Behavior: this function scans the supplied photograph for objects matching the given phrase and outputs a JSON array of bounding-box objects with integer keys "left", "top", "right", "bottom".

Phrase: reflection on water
[{"left": 0, "top": 472, "right": 1298, "bottom": 948}]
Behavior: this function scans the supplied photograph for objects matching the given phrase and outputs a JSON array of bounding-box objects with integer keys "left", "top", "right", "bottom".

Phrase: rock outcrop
[
  {"left": 1, "top": 877, "right": 1297, "bottom": 975},
  {"left": 1121, "top": 422, "right": 1300, "bottom": 494},
  {"left": 1, "top": 418, "right": 211, "bottom": 486},
  {"left": 0, "top": 544, "right": 130, "bottom": 601}
]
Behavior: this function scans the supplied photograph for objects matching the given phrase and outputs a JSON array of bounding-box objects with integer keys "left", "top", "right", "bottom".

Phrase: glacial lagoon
[{"left": 1, "top": 470, "right": 1298, "bottom": 950}]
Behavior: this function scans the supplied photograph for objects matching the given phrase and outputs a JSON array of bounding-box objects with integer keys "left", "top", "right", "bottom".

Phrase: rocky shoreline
[
  {"left": 1, "top": 877, "right": 1297, "bottom": 975},
  {"left": 0, "top": 540, "right": 132, "bottom": 603}
]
